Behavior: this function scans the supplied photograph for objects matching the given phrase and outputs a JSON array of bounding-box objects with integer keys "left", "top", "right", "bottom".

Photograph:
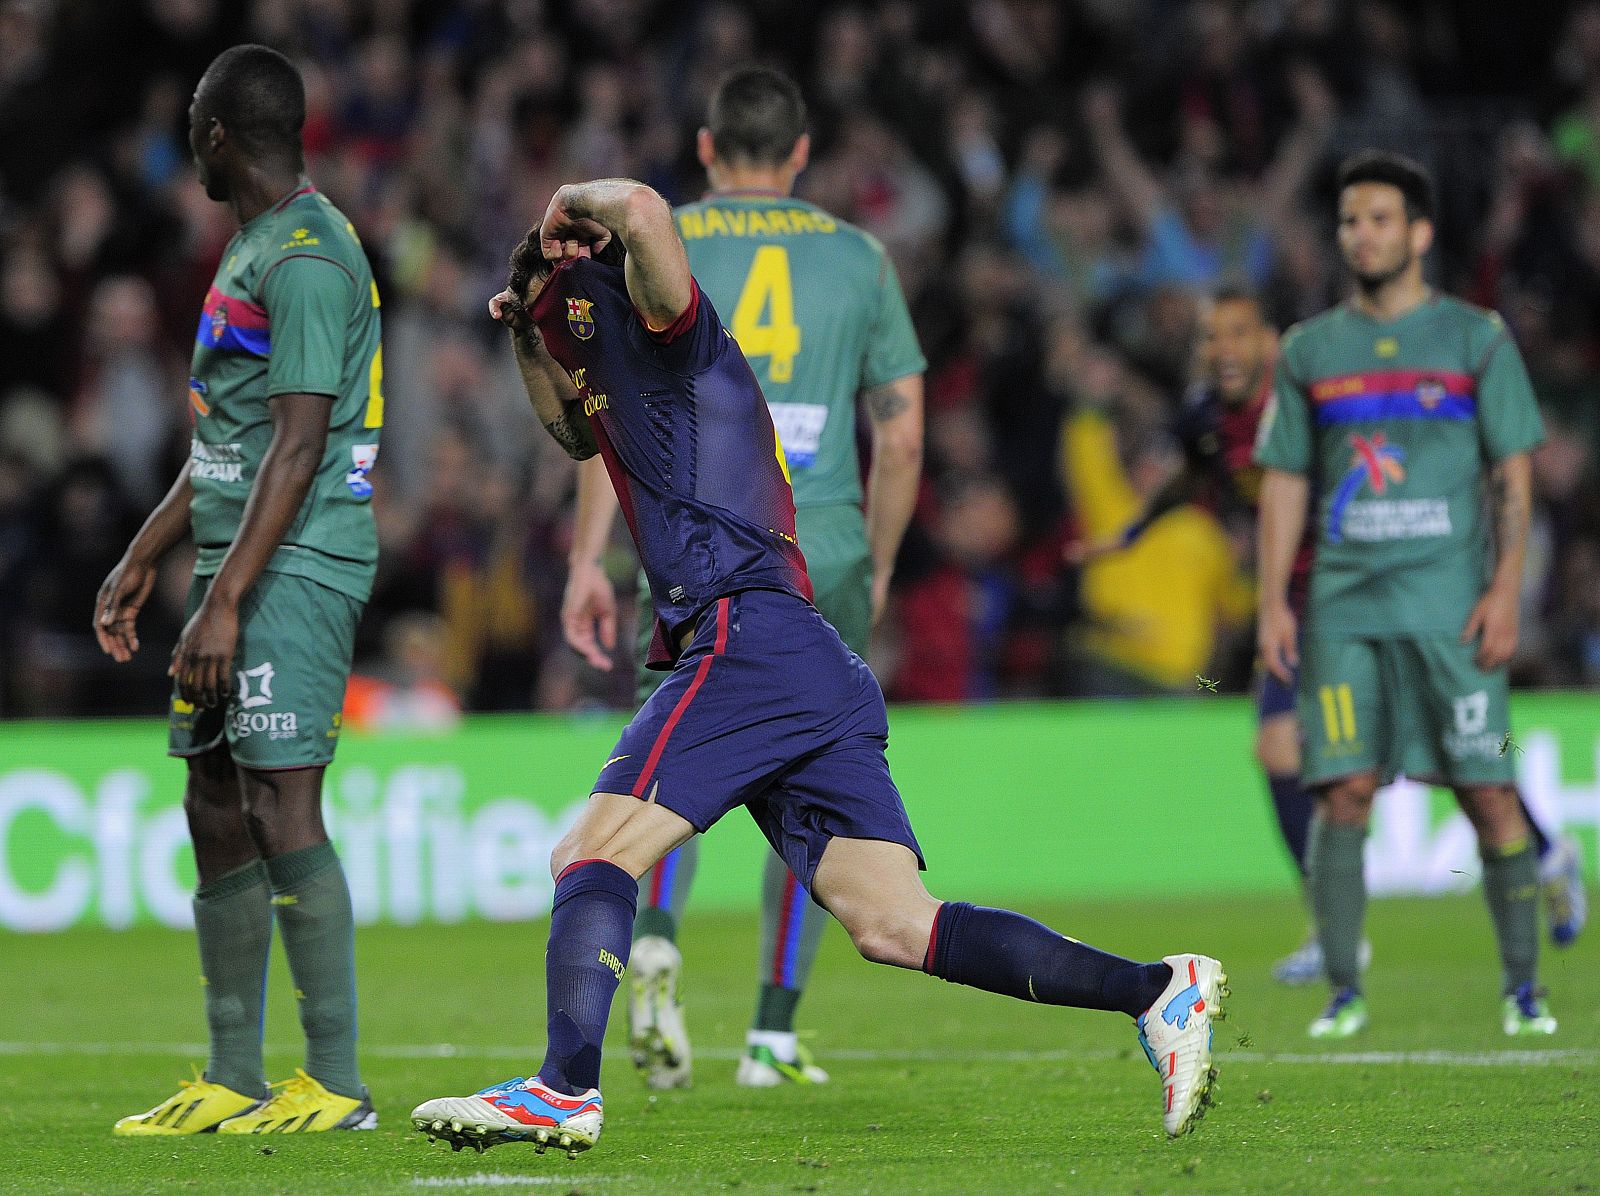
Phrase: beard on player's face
[{"left": 1344, "top": 238, "right": 1414, "bottom": 294}]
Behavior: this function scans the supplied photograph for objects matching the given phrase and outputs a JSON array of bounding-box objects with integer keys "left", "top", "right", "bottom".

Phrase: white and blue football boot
[
  {"left": 1135, "top": 954, "right": 1228, "bottom": 1137},
  {"left": 1540, "top": 835, "right": 1587, "bottom": 948},
  {"left": 412, "top": 1076, "right": 602, "bottom": 1157}
]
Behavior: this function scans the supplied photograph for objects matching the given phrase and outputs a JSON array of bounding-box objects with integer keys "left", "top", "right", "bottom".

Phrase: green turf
[{"left": 2, "top": 892, "right": 1595, "bottom": 1195}]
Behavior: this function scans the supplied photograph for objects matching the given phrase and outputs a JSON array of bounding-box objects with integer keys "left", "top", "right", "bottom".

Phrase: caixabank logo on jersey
[{"left": 231, "top": 661, "right": 299, "bottom": 741}]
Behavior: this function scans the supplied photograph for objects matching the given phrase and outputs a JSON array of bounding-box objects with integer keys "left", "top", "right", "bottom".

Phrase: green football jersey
[
  {"left": 1255, "top": 294, "right": 1544, "bottom": 636},
  {"left": 188, "top": 181, "right": 383, "bottom": 602},
  {"left": 675, "top": 193, "right": 925, "bottom": 510}
]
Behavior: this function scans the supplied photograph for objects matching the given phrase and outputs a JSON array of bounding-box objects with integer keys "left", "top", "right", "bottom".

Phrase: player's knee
[
  {"left": 836, "top": 905, "right": 926, "bottom": 969},
  {"left": 1320, "top": 774, "right": 1377, "bottom": 825},
  {"left": 1457, "top": 784, "right": 1526, "bottom": 846},
  {"left": 1254, "top": 717, "right": 1300, "bottom": 776}
]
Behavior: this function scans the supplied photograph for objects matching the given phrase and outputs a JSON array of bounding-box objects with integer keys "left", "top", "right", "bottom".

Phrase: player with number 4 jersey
[{"left": 563, "top": 68, "right": 924, "bottom": 1090}]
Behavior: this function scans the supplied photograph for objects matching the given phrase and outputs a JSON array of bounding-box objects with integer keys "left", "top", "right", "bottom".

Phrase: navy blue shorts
[
  {"left": 594, "top": 588, "right": 924, "bottom": 893},
  {"left": 1254, "top": 660, "right": 1300, "bottom": 721}
]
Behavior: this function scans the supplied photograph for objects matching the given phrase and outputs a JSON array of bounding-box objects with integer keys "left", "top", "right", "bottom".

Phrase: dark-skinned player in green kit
[
  {"left": 1255, "top": 152, "right": 1553, "bottom": 1040},
  {"left": 95, "top": 44, "right": 384, "bottom": 1134},
  {"left": 561, "top": 67, "right": 925, "bottom": 1089}
]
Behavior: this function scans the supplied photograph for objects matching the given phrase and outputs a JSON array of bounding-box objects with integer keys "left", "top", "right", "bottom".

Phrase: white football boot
[
  {"left": 628, "top": 935, "right": 692, "bottom": 1089},
  {"left": 1135, "top": 954, "right": 1228, "bottom": 1137}
]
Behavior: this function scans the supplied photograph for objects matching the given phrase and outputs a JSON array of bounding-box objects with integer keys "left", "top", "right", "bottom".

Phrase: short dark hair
[
  {"left": 707, "top": 66, "right": 806, "bottom": 167},
  {"left": 1336, "top": 151, "right": 1435, "bottom": 222},
  {"left": 505, "top": 226, "right": 624, "bottom": 301},
  {"left": 197, "top": 44, "right": 306, "bottom": 157},
  {"left": 1209, "top": 282, "right": 1264, "bottom": 312}
]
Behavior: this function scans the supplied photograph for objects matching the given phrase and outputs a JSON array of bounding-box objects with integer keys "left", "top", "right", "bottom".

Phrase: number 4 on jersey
[{"left": 731, "top": 245, "right": 801, "bottom": 382}]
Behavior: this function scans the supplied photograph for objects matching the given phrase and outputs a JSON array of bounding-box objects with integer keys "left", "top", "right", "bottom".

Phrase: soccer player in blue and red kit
[{"left": 410, "top": 179, "right": 1229, "bottom": 1154}]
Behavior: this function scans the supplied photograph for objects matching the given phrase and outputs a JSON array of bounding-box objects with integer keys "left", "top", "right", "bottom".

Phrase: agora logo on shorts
[{"left": 231, "top": 662, "right": 300, "bottom": 740}]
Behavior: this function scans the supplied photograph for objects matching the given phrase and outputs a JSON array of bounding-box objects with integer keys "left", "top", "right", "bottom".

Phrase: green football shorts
[
  {"left": 635, "top": 502, "right": 871, "bottom": 704},
  {"left": 168, "top": 571, "right": 361, "bottom": 770},
  {"left": 1298, "top": 633, "right": 1515, "bottom": 788}
]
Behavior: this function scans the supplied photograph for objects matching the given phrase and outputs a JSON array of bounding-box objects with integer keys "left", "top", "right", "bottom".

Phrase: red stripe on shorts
[{"left": 631, "top": 599, "right": 730, "bottom": 798}]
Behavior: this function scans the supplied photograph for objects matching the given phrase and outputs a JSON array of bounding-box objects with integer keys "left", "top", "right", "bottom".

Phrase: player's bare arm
[
  {"left": 563, "top": 456, "right": 621, "bottom": 670},
  {"left": 490, "top": 284, "right": 599, "bottom": 461},
  {"left": 1257, "top": 467, "right": 1309, "bottom": 684},
  {"left": 169, "top": 392, "right": 331, "bottom": 709},
  {"left": 1463, "top": 451, "right": 1532, "bottom": 670},
  {"left": 95, "top": 460, "right": 195, "bottom": 663},
  {"left": 862, "top": 373, "right": 923, "bottom": 626},
  {"left": 539, "top": 180, "right": 692, "bottom": 331}
]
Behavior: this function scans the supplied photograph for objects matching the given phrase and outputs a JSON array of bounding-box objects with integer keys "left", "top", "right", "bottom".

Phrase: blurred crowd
[{"left": 3, "top": 0, "right": 1599, "bottom": 719}]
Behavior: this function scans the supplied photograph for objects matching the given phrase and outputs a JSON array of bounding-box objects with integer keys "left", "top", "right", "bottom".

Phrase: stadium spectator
[{"left": 0, "top": 0, "right": 1590, "bottom": 713}]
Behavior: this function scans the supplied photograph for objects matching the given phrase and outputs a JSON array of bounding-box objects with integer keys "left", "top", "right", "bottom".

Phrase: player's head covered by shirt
[{"left": 508, "top": 225, "right": 813, "bottom": 667}]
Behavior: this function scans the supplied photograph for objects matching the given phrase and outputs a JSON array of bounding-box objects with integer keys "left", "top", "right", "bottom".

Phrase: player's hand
[
  {"left": 539, "top": 188, "right": 613, "bottom": 263},
  {"left": 94, "top": 555, "right": 159, "bottom": 662},
  {"left": 170, "top": 595, "right": 239, "bottom": 709},
  {"left": 1258, "top": 599, "right": 1299, "bottom": 686},
  {"left": 1462, "top": 581, "right": 1519, "bottom": 670},
  {"left": 562, "top": 559, "right": 617, "bottom": 671},
  {"left": 489, "top": 288, "right": 533, "bottom": 334}
]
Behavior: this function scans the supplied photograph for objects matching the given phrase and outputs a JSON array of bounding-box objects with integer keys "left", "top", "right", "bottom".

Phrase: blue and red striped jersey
[{"left": 529, "top": 257, "right": 812, "bottom": 666}]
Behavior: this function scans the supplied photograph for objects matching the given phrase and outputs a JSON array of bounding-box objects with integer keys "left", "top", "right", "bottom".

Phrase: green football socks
[
  {"left": 635, "top": 838, "right": 700, "bottom": 943},
  {"left": 1481, "top": 838, "right": 1539, "bottom": 993},
  {"left": 266, "top": 842, "right": 363, "bottom": 1099},
  {"left": 1307, "top": 814, "right": 1369, "bottom": 990},
  {"left": 193, "top": 858, "right": 273, "bottom": 1100},
  {"left": 754, "top": 851, "right": 827, "bottom": 1032}
]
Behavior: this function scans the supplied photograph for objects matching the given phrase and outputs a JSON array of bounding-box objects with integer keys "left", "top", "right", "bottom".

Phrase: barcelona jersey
[{"left": 528, "top": 258, "right": 813, "bottom": 665}]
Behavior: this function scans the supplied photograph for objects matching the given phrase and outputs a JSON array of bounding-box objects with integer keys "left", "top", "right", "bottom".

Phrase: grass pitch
[{"left": 3, "top": 891, "right": 1596, "bottom": 1195}]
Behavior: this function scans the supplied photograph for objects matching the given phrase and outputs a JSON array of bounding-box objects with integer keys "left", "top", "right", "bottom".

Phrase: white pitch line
[
  {"left": 0, "top": 1041, "right": 1594, "bottom": 1067},
  {"left": 412, "top": 1177, "right": 636, "bottom": 1188}
]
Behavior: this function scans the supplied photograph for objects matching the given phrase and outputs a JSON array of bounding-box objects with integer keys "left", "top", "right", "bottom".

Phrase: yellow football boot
[
  {"left": 113, "top": 1071, "right": 266, "bottom": 1135},
  {"left": 217, "top": 1069, "right": 376, "bottom": 1133}
]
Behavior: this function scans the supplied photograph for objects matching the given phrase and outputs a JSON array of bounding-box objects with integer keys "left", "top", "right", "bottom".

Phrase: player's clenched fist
[{"left": 539, "top": 186, "right": 613, "bottom": 262}]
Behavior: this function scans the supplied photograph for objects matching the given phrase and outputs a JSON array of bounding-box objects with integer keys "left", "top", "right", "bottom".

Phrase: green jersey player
[
  {"left": 562, "top": 68, "right": 925, "bottom": 1088},
  {"left": 96, "top": 46, "right": 382, "bottom": 1133},
  {"left": 1255, "top": 152, "right": 1555, "bottom": 1039}
]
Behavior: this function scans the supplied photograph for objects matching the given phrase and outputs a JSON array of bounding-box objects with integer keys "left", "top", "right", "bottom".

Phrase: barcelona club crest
[
  {"left": 210, "top": 303, "right": 228, "bottom": 341},
  {"left": 567, "top": 297, "right": 596, "bottom": 340}
]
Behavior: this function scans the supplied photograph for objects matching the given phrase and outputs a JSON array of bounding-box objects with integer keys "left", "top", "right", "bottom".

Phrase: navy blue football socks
[
  {"left": 539, "top": 859, "right": 638, "bottom": 1094},
  {"left": 1267, "top": 773, "right": 1315, "bottom": 874},
  {"left": 922, "top": 901, "right": 1171, "bottom": 1018}
]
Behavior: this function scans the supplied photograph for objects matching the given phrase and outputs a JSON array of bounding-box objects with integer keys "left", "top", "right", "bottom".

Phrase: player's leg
[
  {"left": 1452, "top": 782, "right": 1552, "bottom": 1032},
  {"left": 1410, "top": 637, "right": 1552, "bottom": 1032},
  {"left": 1298, "top": 635, "right": 1386, "bottom": 1037},
  {"left": 211, "top": 576, "right": 373, "bottom": 1134},
  {"left": 809, "top": 837, "right": 1224, "bottom": 1137},
  {"left": 412, "top": 791, "right": 693, "bottom": 1155},
  {"left": 115, "top": 579, "right": 271, "bottom": 1136},
  {"left": 1253, "top": 670, "right": 1320, "bottom": 985},
  {"left": 627, "top": 586, "right": 699, "bottom": 1086},
  {"left": 414, "top": 596, "right": 760, "bottom": 1154},
  {"left": 739, "top": 850, "right": 831, "bottom": 1086},
  {"left": 739, "top": 509, "right": 868, "bottom": 1086},
  {"left": 1517, "top": 788, "right": 1587, "bottom": 947}
]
